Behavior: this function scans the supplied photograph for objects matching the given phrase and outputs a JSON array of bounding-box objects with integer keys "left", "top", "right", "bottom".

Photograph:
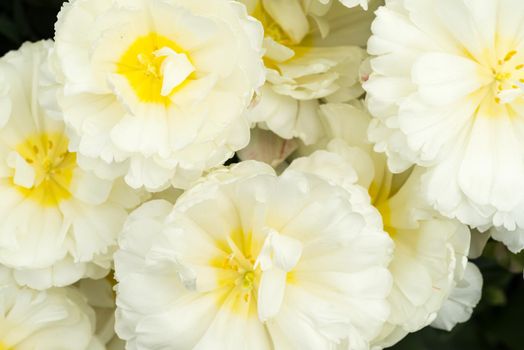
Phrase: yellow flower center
[
  {"left": 116, "top": 33, "right": 194, "bottom": 105},
  {"left": 13, "top": 132, "right": 76, "bottom": 206},
  {"left": 211, "top": 230, "right": 261, "bottom": 315},
  {"left": 0, "top": 343, "right": 12, "bottom": 350},
  {"left": 491, "top": 50, "right": 524, "bottom": 104}
]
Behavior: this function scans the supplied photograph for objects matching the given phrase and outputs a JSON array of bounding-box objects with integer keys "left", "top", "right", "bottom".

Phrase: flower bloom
[
  {"left": 53, "top": 0, "right": 265, "bottom": 191},
  {"left": 364, "top": 0, "right": 524, "bottom": 251},
  {"left": 242, "top": 0, "right": 366, "bottom": 144},
  {"left": 0, "top": 41, "right": 142, "bottom": 290},
  {"left": 0, "top": 267, "right": 103, "bottom": 349},
  {"left": 114, "top": 161, "right": 393, "bottom": 349},
  {"left": 290, "top": 102, "right": 476, "bottom": 348}
]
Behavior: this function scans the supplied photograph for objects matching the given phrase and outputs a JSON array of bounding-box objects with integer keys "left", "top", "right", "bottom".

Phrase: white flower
[
  {"left": 370, "top": 168, "right": 470, "bottom": 349},
  {"left": 290, "top": 102, "right": 472, "bottom": 349},
  {"left": 114, "top": 161, "right": 393, "bottom": 350},
  {"left": 241, "top": 0, "right": 367, "bottom": 144},
  {"left": 0, "top": 41, "right": 143, "bottom": 290},
  {"left": 431, "top": 263, "right": 483, "bottom": 332},
  {"left": 0, "top": 267, "right": 103, "bottom": 350},
  {"left": 364, "top": 0, "right": 524, "bottom": 251},
  {"left": 53, "top": 0, "right": 265, "bottom": 191}
]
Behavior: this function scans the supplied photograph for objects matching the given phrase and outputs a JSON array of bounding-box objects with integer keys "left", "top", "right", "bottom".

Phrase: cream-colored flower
[
  {"left": 0, "top": 267, "right": 103, "bottom": 350},
  {"left": 53, "top": 0, "right": 265, "bottom": 191},
  {"left": 364, "top": 0, "right": 524, "bottom": 250},
  {"left": 114, "top": 161, "right": 393, "bottom": 349},
  {"left": 0, "top": 41, "right": 143, "bottom": 290},
  {"left": 369, "top": 168, "right": 470, "bottom": 349},
  {"left": 290, "top": 102, "right": 472, "bottom": 349},
  {"left": 241, "top": 0, "right": 368, "bottom": 144}
]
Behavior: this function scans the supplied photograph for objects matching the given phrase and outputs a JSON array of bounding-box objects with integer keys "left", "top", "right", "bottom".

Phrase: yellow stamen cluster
[
  {"left": 211, "top": 231, "right": 261, "bottom": 312},
  {"left": 13, "top": 132, "right": 76, "bottom": 206},
  {"left": 492, "top": 50, "right": 524, "bottom": 104}
]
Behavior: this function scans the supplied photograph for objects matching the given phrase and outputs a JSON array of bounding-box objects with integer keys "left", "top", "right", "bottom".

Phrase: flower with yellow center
[
  {"left": 239, "top": 0, "right": 368, "bottom": 145},
  {"left": 364, "top": 0, "right": 524, "bottom": 251},
  {"left": 53, "top": 0, "right": 265, "bottom": 191},
  {"left": 243, "top": 0, "right": 365, "bottom": 100},
  {"left": 289, "top": 102, "right": 477, "bottom": 349},
  {"left": 0, "top": 267, "right": 103, "bottom": 350},
  {"left": 0, "top": 41, "right": 143, "bottom": 290},
  {"left": 114, "top": 161, "right": 393, "bottom": 350}
]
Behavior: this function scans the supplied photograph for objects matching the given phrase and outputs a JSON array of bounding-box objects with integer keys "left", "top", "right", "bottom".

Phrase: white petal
[
  {"left": 431, "top": 263, "right": 483, "bottom": 331},
  {"left": 257, "top": 268, "right": 287, "bottom": 321},
  {"left": 154, "top": 48, "right": 195, "bottom": 96}
]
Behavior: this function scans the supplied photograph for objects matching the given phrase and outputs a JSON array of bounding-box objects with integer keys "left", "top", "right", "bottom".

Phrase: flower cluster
[{"left": 6, "top": 0, "right": 524, "bottom": 349}]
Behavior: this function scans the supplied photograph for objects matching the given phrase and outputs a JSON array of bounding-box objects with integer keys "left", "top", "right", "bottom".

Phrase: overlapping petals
[
  {"left": 0, "top": 267, "right": 102, "bottom": 349},
  {"left": 0, "top": 41, "right": 143, "bottom": 289},
  {"left": 53, "top": 0, "right": 266, "bottom": 191},
  {"left": 364, "top": 0, "right": 524, "bottom": 251},
  {"left": 114, "top": 161, "right": 393, "bottom": 350},
  {"left": 289, "top": 102, "right": 479, "bottom": 348}
]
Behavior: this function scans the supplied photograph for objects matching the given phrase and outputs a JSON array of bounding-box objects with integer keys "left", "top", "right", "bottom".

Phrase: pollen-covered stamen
[
  {"left": 214, "top": 235, "right": 261, "bottom": 307},
  {"left": 241, "top": 271, "right": 255, "bottom": 290},
  {"left": 492, "top": 50, "right": 524, "bottom": 104}
]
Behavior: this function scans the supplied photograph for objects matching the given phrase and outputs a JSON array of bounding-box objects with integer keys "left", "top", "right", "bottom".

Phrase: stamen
[
  {"left": 496, "top": 72, "right": 512, "bottom": 81},
  {"left": 12, "top": 133, "right": 76, "bottom": 206},
  {"left": 504, "top": 50, "right": 517, "bottom": 62}
]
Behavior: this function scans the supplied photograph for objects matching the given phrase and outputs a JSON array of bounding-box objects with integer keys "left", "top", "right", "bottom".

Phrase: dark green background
[{"left": 1, "top": 1, "right": 523, "bottom": 349}]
